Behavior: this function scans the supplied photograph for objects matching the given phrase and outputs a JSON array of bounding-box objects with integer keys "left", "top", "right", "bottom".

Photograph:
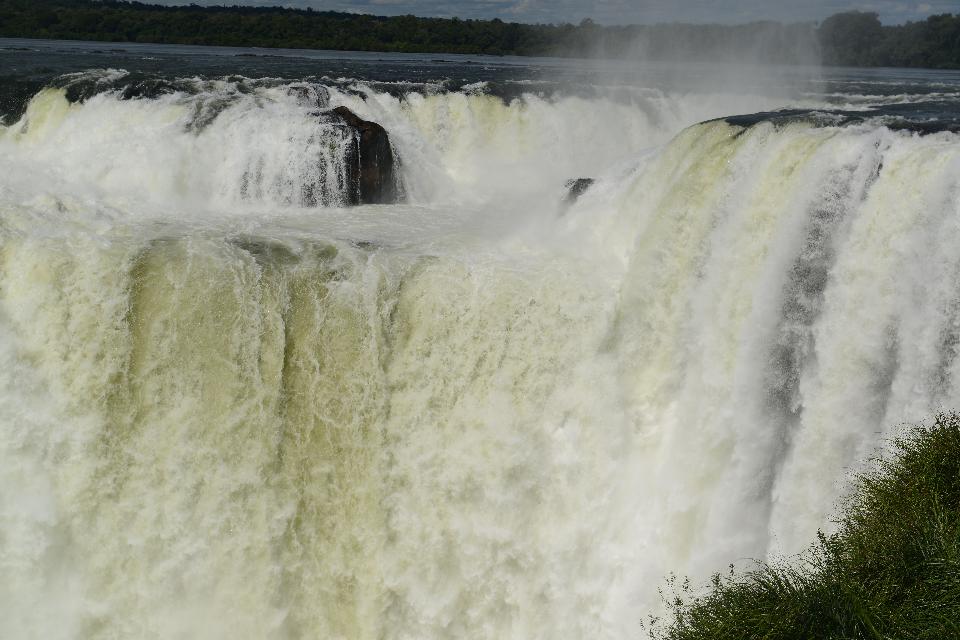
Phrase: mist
[{"left": 574, "top": 20, "right": 821, "bottom": 66}]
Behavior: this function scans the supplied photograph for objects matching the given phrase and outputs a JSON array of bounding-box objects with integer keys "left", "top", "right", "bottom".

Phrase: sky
[{"left": 148, "top": 0, "right": 960, "bottom": 25}]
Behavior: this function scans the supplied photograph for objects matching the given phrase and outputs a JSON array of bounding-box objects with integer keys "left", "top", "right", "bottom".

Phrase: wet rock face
[
  {"left": 564, "top": 178, "right": 594, "bottom": 204},
  {"left": 330, "top": 106, "right": 398, "bottom": 205},
  {"left": 287, "top": 84, "right": 330, "bottom": 109}
]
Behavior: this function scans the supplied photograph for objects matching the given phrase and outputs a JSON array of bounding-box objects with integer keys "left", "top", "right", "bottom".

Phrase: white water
[{"left": 2, "top": 78, "right": 960, "bottom": 639}]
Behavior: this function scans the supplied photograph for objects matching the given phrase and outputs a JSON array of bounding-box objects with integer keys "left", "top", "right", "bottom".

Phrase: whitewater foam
[{"left": 1, "top": 75, "right": 960, "bottom": 638}]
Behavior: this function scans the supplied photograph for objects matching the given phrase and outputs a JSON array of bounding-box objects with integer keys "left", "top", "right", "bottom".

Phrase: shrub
[{"left": 654, "top": 412, "right": 960, "bottom": 640}]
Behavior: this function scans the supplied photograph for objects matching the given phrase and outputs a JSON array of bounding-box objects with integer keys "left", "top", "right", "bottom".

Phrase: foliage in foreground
[{"left": 655, "top": 412, "right": 960, "bottom": 640}]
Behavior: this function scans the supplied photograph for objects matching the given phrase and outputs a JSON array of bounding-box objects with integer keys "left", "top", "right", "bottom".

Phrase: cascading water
[{"left": 3, "top": 45, "right": 960, "bottom": 639}]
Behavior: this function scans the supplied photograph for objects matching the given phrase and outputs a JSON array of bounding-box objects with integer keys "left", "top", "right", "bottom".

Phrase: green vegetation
[
  {"left": 820, "top": 11, "right": 960, "bottom": 68},
  {"left": 653, "top": 412, "right": 960, "bottom": 640},
  {"left": 2, "top": 1, "right": 960, "bottom": 68},
  {"left": 0, "top": 0, "right": 815, "bottom": 62}
]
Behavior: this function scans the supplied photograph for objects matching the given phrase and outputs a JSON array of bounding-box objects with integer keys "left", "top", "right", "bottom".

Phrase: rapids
[{"left": 3, "top": 53, "right": 960, "bottom": 639}]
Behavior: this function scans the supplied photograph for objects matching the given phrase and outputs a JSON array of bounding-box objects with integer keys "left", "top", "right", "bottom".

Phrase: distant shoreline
[{"left": 2, "top": 0, "right": 959, "bottom": 69}]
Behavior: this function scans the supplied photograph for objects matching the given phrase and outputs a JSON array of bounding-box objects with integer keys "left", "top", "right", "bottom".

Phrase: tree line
[{"left": 1, "top": 0, "right": 959, "bottom": 69}]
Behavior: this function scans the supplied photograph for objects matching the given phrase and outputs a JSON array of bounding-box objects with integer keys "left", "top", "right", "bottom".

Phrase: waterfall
[{"left": 2, "top": 74, "right": 960, "bottom": 639}]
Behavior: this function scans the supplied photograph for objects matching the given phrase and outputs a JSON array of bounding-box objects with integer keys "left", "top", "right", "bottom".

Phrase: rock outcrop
[
  {"left": 330, "top": 106, "right": 398, "bottom": 205},
  {"left": 563, "top": 178, "right": 594, "bottom": 205},
  {"left": 287, "top": 84, "right": 330, "bottom": 109}
]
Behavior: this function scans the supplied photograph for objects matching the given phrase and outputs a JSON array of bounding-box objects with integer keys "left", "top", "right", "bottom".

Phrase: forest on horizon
[{"left": 2, "top": 0, "right": 960, "bottom": 69}]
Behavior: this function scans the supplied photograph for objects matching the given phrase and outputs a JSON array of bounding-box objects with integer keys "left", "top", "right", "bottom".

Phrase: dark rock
[
  {"left": 120, "top": 79, "right": 181, "bottom": 101},
  {"left": 564, "top": 178, "right": 594, "bottom": 204},
  {"left": 330, "top": 106, "right": 398, "bottom": 205},
  {"left": 287, "top": 84, "right": 329, "bottom": 109}
]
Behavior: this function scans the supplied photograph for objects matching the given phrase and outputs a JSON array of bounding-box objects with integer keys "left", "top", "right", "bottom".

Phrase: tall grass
[{"left": 654, "top": 412, "right": 960, "bottom": 640}]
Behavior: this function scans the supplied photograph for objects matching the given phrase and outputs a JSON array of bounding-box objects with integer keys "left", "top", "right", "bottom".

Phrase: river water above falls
[{"left": 3, "top": 39, "right": 960, "bottom": 639}]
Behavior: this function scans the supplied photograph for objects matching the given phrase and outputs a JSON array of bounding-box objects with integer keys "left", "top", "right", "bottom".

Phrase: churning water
[{"left": 3, "top": 38, "right": 960, "bottom": 639}]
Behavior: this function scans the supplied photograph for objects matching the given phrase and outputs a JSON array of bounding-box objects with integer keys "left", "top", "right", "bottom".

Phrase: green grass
[{"left": 653, "top": 412, "right": 960, "bottom": 640}]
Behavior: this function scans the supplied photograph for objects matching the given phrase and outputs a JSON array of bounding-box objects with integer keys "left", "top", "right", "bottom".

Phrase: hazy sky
[{"left": 150, "top": 0, "right": 960, "bottom": 25}]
